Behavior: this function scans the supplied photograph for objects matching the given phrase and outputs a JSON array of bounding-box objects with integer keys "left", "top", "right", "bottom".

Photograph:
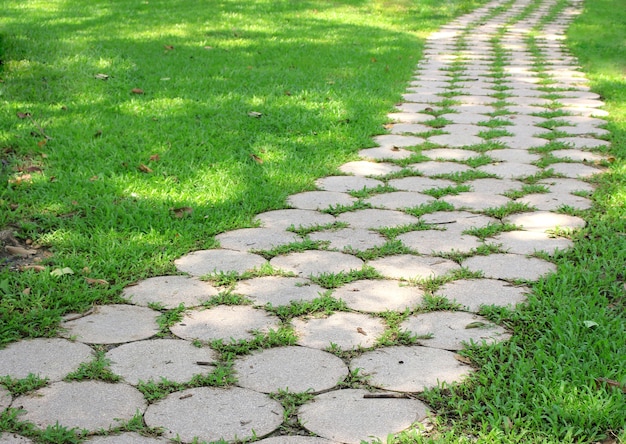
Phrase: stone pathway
[{"left": 0, "top": 0, "right": 611, "bottom": 442}]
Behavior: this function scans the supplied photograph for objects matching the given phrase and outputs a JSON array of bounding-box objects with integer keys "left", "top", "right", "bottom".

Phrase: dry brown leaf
[
  {"left": 371, "top": 57, "right": 377, "bottom": 63},
  {"left": 17, "top": 112, "right": 31, "bottom": 119},
  {"left": 25, "top": 166, "right": 43, "bottom": 173},
  {"left": 171, "top": 207, "right": 193, "bottom": 218},
  {"left": 454, "top": 354, "right": 472, "bottom": 365},
  {"left": 164, "top": 45, "right": 174, "bottom": 50},
  {"left": 89, "top": 175, "right": 99, "bottom": 181},
  {"left": 22, "top": 288, "right": 31, "bottom": 295},
  {"left": 6, "top": 246, "right": 37, "bottom": 257},
  {"left": 138, "top": 164, "right": 153, "bottom": 173},
  {"left": 250, "top": 154, "right": 263, "bottom": 164},
  {"left": 131, "top": 88, "right": 144, "bottom": 95},
  {"left": 356, "top": 327, "right": 367, "bottom": 336},
  {"left": 85, "top": 277, "right": 109, "bottom": 286},
  {"left": 149, "top": 154, "right": 160, "bottom": 162},
  {"left": 383, "top": 123, "right": 394, "bottom": 130},
  {"left": 94, "top": 130, "right": 103, "bottom": 138},
  {"left": 37, "top": 139, "right": 47, "bottom": 148},
  {"left": 20, "top": 265, "right": 46, "bottom": 272}
]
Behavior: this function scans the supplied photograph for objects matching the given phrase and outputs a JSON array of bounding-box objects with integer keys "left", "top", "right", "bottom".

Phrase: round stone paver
[
  {"left": 175, "top": 249, "right": 267, "bottom": 277},
  {"left": 397, "top": 229, "right": 481, "bottom": 254},
  {"left": 504, "top": 211, "right": 586, "bottom": 232},
  {"left": 423, "top": 148, "right": 478, "bottom": 161},
  {"left": 270, "top": 251, "right": 364, "bottom": 277},
  {"left": 358, "top": 146, "right": 414, "bottom": 161},
  {"left": 410, "top": 160, "right": 472, "bottom": 175},
  {"left": 373, "top": 134, "right": 424, "bottom": 148},
  {"left": 388, "top": 176, "right": 455, "bottom": 192},
  {"left": 14, "top": 381, "right": 146, "bottom": 431},
  {"left": 336, "top": 209, "right": 419, "bottom": 230},
  {"left": 61, "top": 305, "right": 159, "bottom": 345},
  {"left": 233, "top": 346, "right": 348, "bottom": 393},
  {"left": 351, "top": 346, "right": 471, "bottom": 392},
  {"left": 540, "top": 178, "right": 595, "bottom": 194},
  {"left": 256, "top": 437, "right": 334, "bottom": 444},
  {"left": 463, "top": 253, "right": 557, "bottom": 281},
  {"left": 516, "top": 192, "right": 592, "bottom": 211},
  {"left": 144, "top": 387, "right": 283, "bottom": 443},
  {"left": 401, "top": 311, "right": 511, "bottom": 351},
  {"left": 490, "top": 230, "right": 574, "bottom": 255},
  {"left": 293, "top": 312, "right": 385, "bottom": 350},
  {"left": 436, "top": 279, "right": 529, "bottom": 312},
  {"left": 548, "top": 162, "right": 603, "bottom": 178},
  {"left": 254, "top": 209, "right": 335, "bottom": 230},
  {"left": 122, "top": 276, "right": 219, "bottom": 309},
  {"left": 84, "top": 433, "right": 168, "bottom": 443},
  {"left": 339, "top": 161, "right": 402, "bottom": 177},
  {"left": 316, "top": 176, "right": 384, "bottom": 192},
  {"left": 298, "top": 388, "right": 428, "bottom": 444},
  {"left": 421, "top": 211, "right": 499, "bottom": 232},
  {"left": 0, "top": 386, "right": 10, "bottom": 411},
  {"left": 287, "top": 191, "right": 356, "bottom": 211},
  {"left": 477, "top": 162, "right": 541, "bottom": 179},
  {"left": 364, "top": 191, "right": 434, "bottom": 210},
  {"left": 467, "top": 178, "right": 523, "bottom": 194},
  {"left": 442, "top": 192, "right": 510, "bottom": 211},
  {"left": 234, "top": 276, "right": 325, "bottom": 306},
  {"left": 0, "top": 338, "right": 93, "bottom": 381},
  {"left": 0, "top": 434, "right": 33, "bottom": 444},
  {"left": 216, "top": 228, "right": 300, "bottom": 252},
  {"left": 106, "top": 339, "right": 218, "bottom": 385},
  {"left": 368, "top": 254, "right": 460, "bottom": 280},
  {"left": 171, "top": 305, "right": 280, "bottom": 342},
  {"left": 308, "top": 228, "right": 387, "bottom": 251},
  {"left": 332, "top": 279, "right": 424, "bottom": 312}
]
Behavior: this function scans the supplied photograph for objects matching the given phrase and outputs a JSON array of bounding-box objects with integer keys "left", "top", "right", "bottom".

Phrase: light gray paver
[
  {"left": 144, "top": 387, "right": 283, "bottom": 443},
  {"left": 548, "top": 162, "right": 603, "bottom": 178},
  {"left": 437, "top": 278, "right": 529, "bottom": 312},
  {"left": 293, "top": 312, "right": 385, "bottom": 350},
  {"left": 368, "top": 254, "right": 460, "bottom": 280},
  {"left": 84, "top": 433, "right": 168, "bottom": 443},
  {"left": 387, "top": 112, "right": 436, "bottom": 123},
  {"left": 336, "top": 209, "right": 419, "bottom": 229},
  {"left": 556, "top": 137, "right": 610, "bottom": 149},
  {"left": 298, "top": 388, "right": 428, "bottom": 444},
  {"left": 496, "top": 135, "right": 548, "bottom": 149},
  {"left": 467, "top": 178, "right": 523, "bottom": 194},
  {"left": 397, "top": 229, "right": 481, "bottom": 254},
  {"left": 390, "top": 123, "right": 433, "bottom": 134},
  {"left": 442, "top": 192, "right": 510, "bottom": 211},
  {"left": 410, "top": 161, "right": 472, "bottom": 175},
  {"left": 270, "top": 251, "right": 364, "bottom": 277},
  {"left": 14, "top": 381, "right": 146, "bottom": 431},
  {"left": 255, "top": 209, "right": 335, "bottom": 229},
  {"left": 257, "top": 438, "right": 335, "bottom": 444},
  {"left": 516, "top": 192, "right": 592, "bottom": 211},
  {"left": 490, "top": 231, "right": 574, "bottom": 255},
  {"left": 0, "top": 434, "right": 33, "bottom": 444},
  {"left": 550, "top": 149, "right": 606, "bottom": 162},
  {"left": 539, "top": 178, "right": 595, "bottom": 194},
  {"left": 175, "top": 249, "right": 267, "bottom": 276},
  {"left": 234, "top": 346, "right": 347, "bottom": 393},
  {"left": 216, "top": 228, "right": 300, "bottom": 252},
  {"left": 234, "top": 276, "right": 325, "bottom": 306},
  {"left": 123, "top": 275, "right": 219, "bottom": 309},
  {"left": 339, "top": 161, "right": 402, "bottom": 177},
  {"left": 484, "top": 149, "right": 541, "bottom": 164},
  {"left": 388, "top": 176, "right": 455, "bottom": 191},
  {"left": 373, "top": 134, "right": 425, "bottom": 148},
  {"left": 428, "top": 134, "right": 484, "bottom": 147},
  {"left": 477, "top": 162, "right": 541, "bottom": 179},
  {"left": 504, "top": 211, "right": 586, "bottom": 232},
  {"left": 308, "top": 228, "right": 387, "bottom": 251},
  {"left": 424, "top": 148, "right": 479, "bottom": 161},
  {"left": 287, "top": 191, "right": 356, "bottom": 210},
  {"left": 364, "top": 191, "right": 434, "bottom": 210},
  {"left": 332, "top": 279, "right": 424, "bottom": 312},
  {"left": 463, "top": 253, "right": 557, "bottom": 281},
  {"left": 0, "top": 338, "right": 93, "bottom": 381},
  {"left": 316, "top": 176, "right": 384, "bottom": 192}
]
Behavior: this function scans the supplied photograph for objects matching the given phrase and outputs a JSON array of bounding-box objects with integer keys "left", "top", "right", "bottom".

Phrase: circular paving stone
[
  {"left": 490, "top": 231, "right": 574, "bottom": 255},
  {"left": 421, "top": 211, "right": 499, "bottom": 233},
  {"left": 364, "top": 191, "right": 434, "bottom": 210},
  {"left": 390, "top": 123, "right": 433, "bottom": 134},
  {"left": 358, "top": 147, "right": 414, "bottom": 161},
  {"left": 428, "top": 134, "right": 484, "bottom": 147},
  {"left": 504, "top": 211, "right": 586, "bottom": 232},
  {"left": 368, "top": 254, "right": 460, "bottom": 280},
  {"left": 216, "top": 228, "right": 300, "bottom": 252},
  {"left": 373, "top": 134, "right": 425, "bottom": 148},
  {"left": 308, "top": 228, "right": 387, "bottom": 252},
  {"left": 0, "top": 338, "right": 93, "bottom": 381},
  {"left": 351, "top": 346, "right": 471, "bottom": 392},
  {"left": 397, "top": 230, "right": 481, "bottom": 254},
  {"left": 401, "top": 311, "right": 510, "bottom": 351},
  {"left": 516, "top": 192, "right": 592, "bottom": 211},
  {"left": 339, "top": 161, "right": 402, "bottom": 177},
  {"left": 122, "top": 276, "right": 218, "bottom": 309},
  {"left": 484, "top": 149, "right": 541, "bottom": 164},
  {"left": 175, "top": 249, "right": 267, "bottom": 277},
  {"left": 423, "top": 148, "right": 478, "bottom": 161},
  {"left": 0, "top": 434, "right": 33, "bottom": 444},
  {"left": 84, "top": 433, "right": 168, "bottom": 443},
  {"left": 550, "top": 149, "right": 606, "bottom": 162},
  {"left": 332, "top": 279, "right": 424, "bottom": 312},
  {"left": 106, "top": 339, "right": 218, "bottom": 385},
  {"left": 234, "top": 276, "right": 325, "bottom": 306},
  {"left": 61, "top": 305, "right": 159, "bottom": 345},
  {"left": 287, "top": 191, "right": 356, "bottom": 211},
  {"left": 556, "top": 137, "right": 610, "bottom": 149},
  {"left": 336, "top": 209, "right": 419, "bottom": 230},
  {"left": 477, "top": 162, "right": 541, "bottom": 180},
  {"left": 234, "top": 346, "right": 348, "bottom": 393},
  {"left": 270, "top": 251, "right": 364, "bottom": 277},
  {"left": 388, "top": 176, "right": 455, "bottom": 192},
  {"left": 316, "top": 176, "right": 384, "bottom": 192},
  {"left": 170, "top": 306, "right": 281, "bottom": 342},
  {"left": 548, "top": 162, "right": 603, "bottom": 178},
  {"left": 144, "top": 387, "right": 283, "bottom": 443},
  {"left": 466, "top": 178, "right": 522, "bottom": 195},
  {"left": 539, "top": 178, "right": 595, "bottom": 194},
  {"left": 462, "top": 253, "right": 557, "bottom": 281},
  {"left": 410, "top": 161, "right": 472, "bottom": 175},
  {"left": 256, "top": 437, "right": 334, "bottom": 444},
  {"left": 254, "top": 209, "right": 335, "bottom": 230},
  {"left": 496, "top": 135, "right": 548, "bottom": 149},
  {"left": 293, "top": 312, "right": 385, "bottom": 350},
  {"left": 436, "top": 279, "right": 529, "bottom": 312},
  {"left": 0, "top": 386, "right": 10, "bottom": 411},
  {"left": 15, "top": 381, "right": 146, "bottom": 431},
  {"left": 298, "top": 388, "right": 428, "bottom": 444}
]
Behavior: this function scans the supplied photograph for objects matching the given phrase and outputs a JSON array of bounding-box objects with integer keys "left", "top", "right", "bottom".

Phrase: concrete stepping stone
[
  {"left": 560, "top": 126, "right": 610, "bottom": 136},
  {"left": 364, "top": 191, "right": 434, "bottom": 210},
  {"left": 397, "top": 230, "right": 481, "bottom": 254},
  {"left": 233, "top": 346, "right": 347, "bottom": 393},
  {"left": 216, "top": 228, "right": 300, "bottom": 252},
  {"left": 500, "top": 115, "right": 546, "bottom": 126},
  {"left": 351, "top": 346, "right": 470, "bottom": 392},
  {"left": 421, "top": 211, "right": 498, "bottom": 232},
  {"left": 175, "top": 249, "right": 267, "bottom": 277},
  {"left": 439, "top": 112, "right": 486, "bottom": 125},
  {"left": 504, "top": 211, "right": 586, "bottom": 232},
  {"left": 298, "top": 388, "right": 428, "bottom": 444},
  {"left": 270, "top": 251, "right": 364, "bottom": 277},
  {"left": 0, "top": 386, "right": 11, "bottom": 411},
  {"left": 463, "top": 253, "right": 557, "bottom": 281},
  {"left": 14, "top": 381, "right": 145, "bottom": 431},
  {"left": 308, "top": 228, "right": 387, "bottom": 251},
  {"left": 373, "top": 134, "right": 425, "bottom": 148},
  {"left": 556, "top": 137, "right": 610, "bottom": 149},
  {"left": 484, "top": 149, "right": 541, "bottom": 164},
  {"left": 0, "top": 434, "right": 33, "bottom": 444},
  {"left": 255, "top": 209, "right": 335, "bottom": 230},
  {"left": 503, "top": 125, "right": 550, "bottom": 138},
  {"left": 388, "top": 176, "right": 455, "bottom": 192},
  {"left": 477, "top": 162, "right": 541, "bottom": 179},
  {"left": 389, "top": 123, "right": 433, "bottom": 134},
  {"left": 316, "top": 176, "right": 383, "bottom": 192},
  {"left": 234, "top": 276, "right": 325, "bottom": 306},
  {"left": 293, "top": 312, "right": 385, "bottom": 350},
  {"left": 61, "top": 305, "right": 159, "bottom": 344},
  {"left": 423, "top": 148, "right": 478, "bottom": 161},
  {"left": 490, "top": 231, "right": 574, "bottom": 255},
  {"left": 332, "top": 279, "right": 424, "bottom": 312},
  {"left": 170, "top": 305, "right": 281, "bottom": 342},
  {"left": 496, "top": 135, "right": 548, "bottom": 149},
  {"left": 123, "top": 276, "right": 219, "bottom": 309},
  {"left": 339, "top": 161, "right": 402, "bottom": 177},
  {"left": 559, "top": 98, "right": 604, "bottom": 108},
  {"left": 336, "top": 209, "right": 419, "bottom": 229},
  {"left": 548, "top": 162, "right": 603, "bottom": 178},
  {"left": 84, "top": 433, "right": 168, "bottom": 443},
  {"left": 106, "top": 339, "right": 218, "bottom": 385},
  {"left": 442, "top": 192, "right": 510, "bottom": 211},
  {"left": 450, "top": 104, "right": 494, "bottom": 114},
  {"left": 436, "top": 278, "right": 529, "bottom": 312},
  {"left": 457, "top": 95, "right": 497, "bottom": 105},
  {"left": 368, "top": 254, "right": 460, "bottom": 280},
  {"left": 539, "top": 178, "right": 594, "bottom": 194},
  {"left": 516, "top": 192, "right": 592, "bottom": 211},
  {"left": 256, "top": 437, "right": 335, "bottom": 444},
  {"left": 0, "top": 338, "right": 93, "bottom": 381},
  {"left": 550, "top": 149, "right": 606, "bottom": 162},
  {"left": 467, "top": 178, "right": 523, "bottom": 194},
  {"left": 387, "top": 112, "right": 436, "bottom": 123},
  {"left": 410, "top": 161, "right": 472, "bottom": 175},
  {"left": 287, "top": 191, "right": 356, "bottom": 211},
  {"left": 401, "top": 311, "right": 511, "bottom": 351},
  {"left": 358, "top": 147, "right": 415, "bottom": 161},
  {"left": 144, "top": 387, "right": 283, "bottom": 443},
  {"left": 559, "top": 115, "right": 607, "bottom": 128},
  {"left": 428, "top": 134, "right": 484, "bottom": 147}
]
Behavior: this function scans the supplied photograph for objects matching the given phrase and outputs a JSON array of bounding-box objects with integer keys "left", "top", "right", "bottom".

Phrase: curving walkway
[{"left": 0, "top": 0, "right": 611, "bottom": 442}]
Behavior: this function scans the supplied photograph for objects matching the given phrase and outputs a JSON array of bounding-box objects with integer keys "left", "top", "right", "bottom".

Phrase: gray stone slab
[
  {"left": 216, "top": 228, "right": 300, "bottom": 252},
  {"left": 293, "top": 312, "right": 385, "bottom": 350},
  {"left": 457, "top": 95, "right": 497, "bottom": 105},
  {"left": 421, "top": 211, "right": 498, "bottom": 232},
  {"left": 175, "top": 249, "right": 267, "bottom": 277},
  {"left": 308, "top": 228, "right": 387, "bottom": 252},
  {"left": 234, "top": 276, "right": 325, "bottom": 306},
  {"left": 351, "top": 346, "right": 470, "bottom": 392},
  {"left": 373, "top": 135, "right": 425, "bottom": 148},
  {"left": 0, "top": 386, "right": 10, "bottom": 411},
  {"left": 490, "top": 231, "right": 574, "bottom": 255},
  {"left": 560, "top": 98, "right": 604, "bottom": 108},
  {"left": 423, "top": 148, "right": 478, "bottom": 161},
  {"left": 410, "top": 161, "right": 472, "bottom": 175},
  {"left": 257, "top": 437, "right": 334, "bottom": 444},
  {"left": 556, "top": 137, "right": 610, "bottom": 149},
  {"left": 462, "top": 253, "right": 557, "bottom": 281},
  {"left": 401, "top": 311, "right": 510, "bottom": 351},
  {"left": 365, "top": 191, "right": 434, "bottom": 210},
  {"left": 477, "top": 162, "right": 541, "bottom": 179},
  {"left": 84, "top": 433, "right": 168, "bottom": 443},
  {"left": 270, "top": 251, "right": 364, "bottom": 277},
  {"left": 332, "top": 279, "right": 424, "bottom": 312},
  {"left": 504, "top": 211, "right": 586, "bottom": 232},
  {"left": 560, "top": 125, "right": 610, "bottom": 136},
  {"left": 144, "top": 387, "right": 283, "bottom": 443},
  {"left": 504, "top": 125, "right": 551, "bottom": 137},
  {"left": 316, "top": 176, "right": 384, "bottom": 192},
  {"left": 61, "top": 305, "right": 159, "bottom": 345},
  {"left": 298, "top": 388, "right": 428, "bottom": 444},
  {"left": 339, "top": 161, "right": 402, "bottom": 177},
  {"left": 443, "top": 192, "right": 511, "bottom": 211},
  {"left": 288, "top": 191, "right": 356, "bottom": 211},
  {"left": 389, "top": 123, "right": 433, "bottom": 134},
  {"left": 388, "top": 176, "right": 455, "bottom": 192},
  {"left": 106, "top": 339, "right": 218, "bottom": 385},
  {"left": 428, "top": 134, "right": 484, "bottom": 147},
  {"left": 234, "top": 346, "right": 347, "bottom": 393},
  {"left": 548, "top": 162, "right": 603, "bottom": 178},
  {"left": 439, "top": 113, "right": 486, "bottom": 125},
  {"left": 484, "top": 149, "right": 541, "bottom": 164},
  {"left": 559, "top": 115, "right": 607, "bottom": 127},
  {"left": 368, "top": 254, "right": 460, "bottom": 280},
  {"left": 550, "top": 149, "right": 606, "bottom": 162},
  {"left": 436, "top": 278, "right": 529, "bottom": 312},
  {"left": 255, "top": 209, "right": 335, "bottom": 230},
  {"left": 397, "top": 229, "right": 481, "bottom": 254},
  {"left": 358, "top": 147, "right": 415, "bottom": 161},
  {"left": 496, "top": 135, "right": 548, "bottom": 149},
  {"left": 500, "top": 115, "right": 546, "bottom": 126},
  {"left": 123, "top": 276, "right": 219, "bottom": 309},
  {"left": 336, "top": 209, "right": 419, "bottom": 229},
  {"left": 387, "top": 112, "right": 436, "bottom": 123},
  {"left": 539, "top": 178, "right": 595, "bottom": 194},
  {"left": 14, "top": 381, "right": 145, "bottom": 431},
  {"left": 450, "top": 104, "right": 494, "bottom": 114},
  {"left": 0, "top": 338, "right": 93, "bottom": 381},
  {"left": 466, "top": 178, "right": 523, "bottom": 194},
  {"left": 516, "top": 192, "right": 592, "bottom": 211},
  {"left": 0, "top": 434, "right": 33, "bottom": 444},
  {"left": 170, "top": 306, "right": 281, "bottom": 342}
]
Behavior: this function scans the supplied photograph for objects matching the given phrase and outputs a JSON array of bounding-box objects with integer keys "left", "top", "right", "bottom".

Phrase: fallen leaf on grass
[
  {"left": 583, "top": 320, "right": 599, "bottom": 328},
  {"left": 164, "top": 45, "right": 174, "bottom": 50},
  {"left": 94, "top": 73, "right": 109, "bottom": 80},
  {"left": 356, "top": 327, "right": 367, "bottom": 336},
  {"left": 85, "top": 278, "right": 109, "bottom": 286},
  {"left": 22, "top": 288, "right": 31, "bottom": 295},
  {"left": 250, "top": 154, "right": 263, "bottom": 164},
  {"left": 171, "top": 207, "right": 193, "bottom": 218},
  {"left": 138, "top": 164, "right": 153, "bottom": 173},
  {"left": 131, "top": 88, "right": 145, "bottom": 95},
  {"left": 37, "top": 139, "right": 47, "bottom": 148},
  {"left": 149, "top": 154, "right": 160, "bottom": 162},
  {"left": 454, "top": 354, "right": 472, "bottom": 365},
  {"left": 247, "top": 111, "right": 262, "bottom": 118},
  {"left": 20, "top": 265, "right": 46, "bottom": 272},
  {"left": 6, "top": 246, "right": 37, "bottom": 257},
  {"left": 51, "top": 267, "right": 74, "bottom": 277},
  {"left": 17, "top": 112, "right": 31, "bottom": 119},
  {"left": 595, "top": 377, "right": 626, "bottom": 393},
  {"left": 465, "top": 321, "right": 487, "bottom": 329}
]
